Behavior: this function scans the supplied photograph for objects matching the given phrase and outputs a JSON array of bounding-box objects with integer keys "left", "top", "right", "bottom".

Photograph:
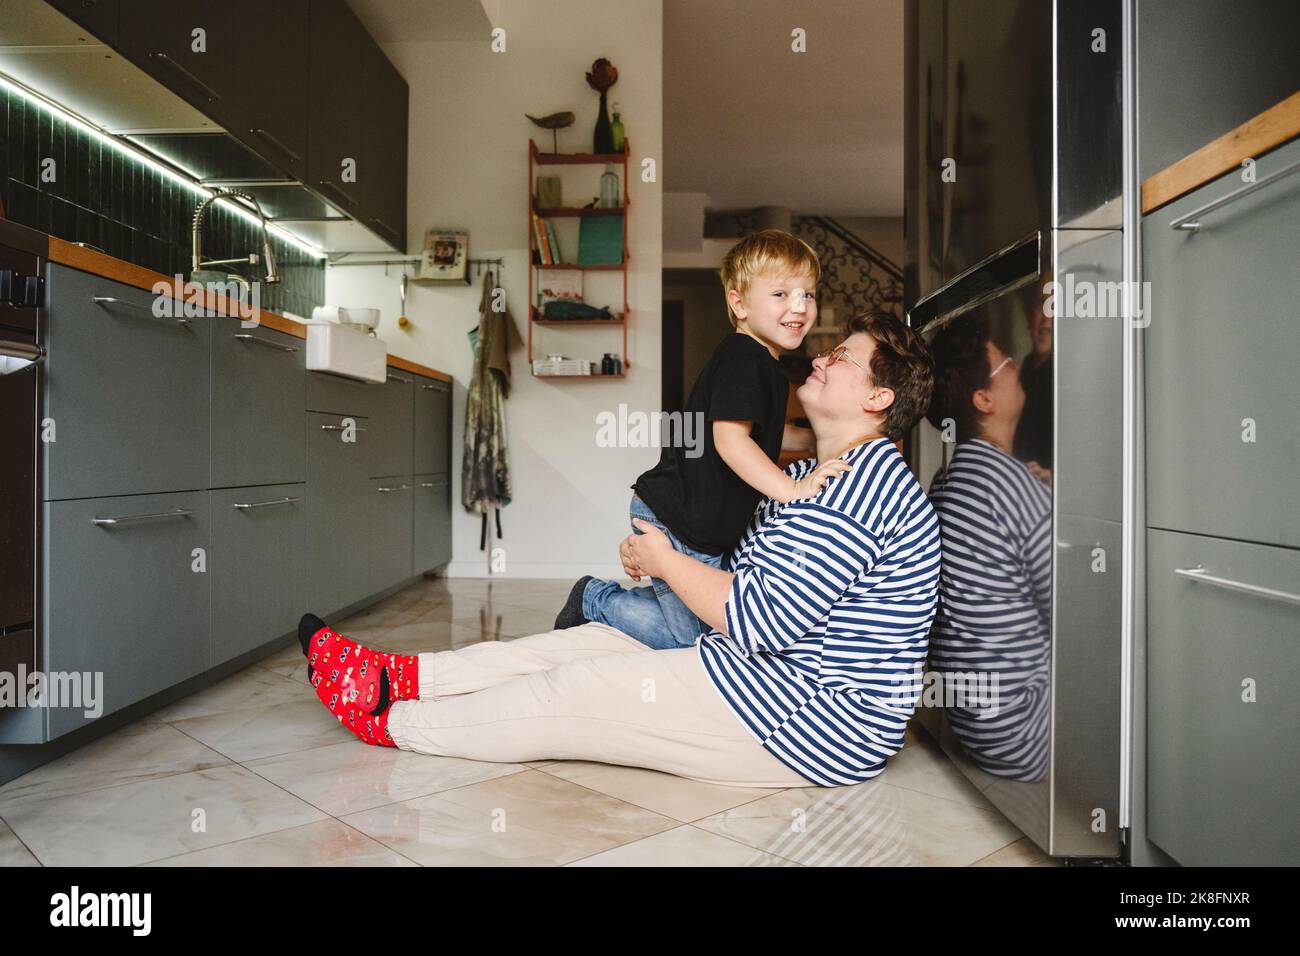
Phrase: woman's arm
[{"left": 623, "top": 521, "right": 734, "bottom": 634}]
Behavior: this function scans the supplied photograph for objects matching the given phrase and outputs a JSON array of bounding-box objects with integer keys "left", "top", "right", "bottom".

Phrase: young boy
[{"left": 554, "top": 229, "right": 853, "bottom": 648}]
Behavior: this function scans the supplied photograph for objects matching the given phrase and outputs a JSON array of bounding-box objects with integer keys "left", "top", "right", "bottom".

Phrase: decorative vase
[{"left": 593, "top": 91, "right": 614, "bottom": 154}]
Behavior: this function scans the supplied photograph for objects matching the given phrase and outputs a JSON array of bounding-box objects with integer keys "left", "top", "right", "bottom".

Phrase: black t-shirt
[{"left": 633, "top": 332, "right": 789, "bottom": 555}]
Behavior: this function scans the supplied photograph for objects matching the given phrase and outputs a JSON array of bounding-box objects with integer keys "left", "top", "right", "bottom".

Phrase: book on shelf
[
  {"left": 578, "top": 214, "right": 624, "bottom": 265},
  {"left": 532, "top": 213, "right": 552, "bottom": 265},
  {"left": 544, "top": 219, "right": 562, "bottom": 264}
]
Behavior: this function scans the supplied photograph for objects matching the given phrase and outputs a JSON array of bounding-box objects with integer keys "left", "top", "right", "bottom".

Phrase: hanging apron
[{"left": 462, "top": 269, "right": 514, "bottom": 548}]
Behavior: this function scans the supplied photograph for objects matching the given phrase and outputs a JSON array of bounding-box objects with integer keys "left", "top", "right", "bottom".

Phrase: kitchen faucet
[{"left": 190, "top": 189, "right": 282, "bottom": 285}]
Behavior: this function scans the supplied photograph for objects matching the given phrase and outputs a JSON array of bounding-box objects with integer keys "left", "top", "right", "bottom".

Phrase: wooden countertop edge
[
  {"left": 1142, "top": 89, "right": 1300, "bottom": 214},
  {"left": 46, "top": 237, "right": 453, "bottom": 384}
]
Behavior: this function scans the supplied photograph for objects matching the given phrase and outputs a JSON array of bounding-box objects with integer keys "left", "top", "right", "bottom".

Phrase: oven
[{"left": 0, "top": 219, "right": 47, "bottom": 700}]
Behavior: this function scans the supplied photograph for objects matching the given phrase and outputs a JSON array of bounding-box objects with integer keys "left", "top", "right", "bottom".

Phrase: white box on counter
[{"left": 306, "top": 323, "right": 388, "bottom": 383}]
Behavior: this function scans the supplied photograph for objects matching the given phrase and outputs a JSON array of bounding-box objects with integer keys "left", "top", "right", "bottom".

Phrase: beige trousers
[{"left": 385, "top": 621, "right": 813, "bottom": 789}]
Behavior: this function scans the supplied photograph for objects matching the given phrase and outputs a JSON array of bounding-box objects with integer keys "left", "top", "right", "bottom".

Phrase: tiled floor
[{"left": 0, "top": 577, "right": 1057, "bottom": 867}]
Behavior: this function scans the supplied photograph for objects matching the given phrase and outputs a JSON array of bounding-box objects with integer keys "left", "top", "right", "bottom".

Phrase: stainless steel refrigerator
[{"left": 904, "top": 0, "right": 1127, "bottom": 860}]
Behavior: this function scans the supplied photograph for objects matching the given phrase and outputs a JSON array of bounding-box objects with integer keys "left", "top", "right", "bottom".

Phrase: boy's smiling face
[{"left": 729, "top": 271, "right": 817, "bottom": 357}]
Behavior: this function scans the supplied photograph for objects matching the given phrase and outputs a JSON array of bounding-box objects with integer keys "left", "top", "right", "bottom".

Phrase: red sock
[
  {"left": 311, "top": 668, "right": 397, "bottom": 747},
  {"left": 307, "top": 627, "right": 419, "bottom": 701}
]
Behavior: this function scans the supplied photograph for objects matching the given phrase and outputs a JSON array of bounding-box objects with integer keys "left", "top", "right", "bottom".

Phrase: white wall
[{"left": 327, "top": 0, "right": 663, "bottom": 579}]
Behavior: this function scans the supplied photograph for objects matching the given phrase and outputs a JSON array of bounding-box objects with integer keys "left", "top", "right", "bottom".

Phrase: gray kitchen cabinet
[
  {"left": 211, "top": 318, "right": 306, "bottom": 488},
  {"left": 1146, "top": 528, "right": 1300, "bottom": 866},
  {"left": 366, "top": 476, "right": 414, "bottom": 596},
  {"left": 369, "top": 371, "right": 415, "bottom": 479},
  {"left": 306, "top": 368, "right": 382, "bottom": 420},
  {"left": 414, "top": 474, "right": 452, "bottom": 572},
  {"left": 210, "top": 483, "right": 307, "bottom": 665},
  {"left": 43, "top": 263, "right": 211, "bottom": 501},
  {"left": 305, "top": 411, "right": 370, "bottom": 615},
  {"left": 413, "top": 375, "right": 451, "bottom": 476},
  {"left": 1144, "top": 135, "right": 1300, "bottom": 549},
  {"left": 43, "top": 490, "right": 212, "bottom": 740}
]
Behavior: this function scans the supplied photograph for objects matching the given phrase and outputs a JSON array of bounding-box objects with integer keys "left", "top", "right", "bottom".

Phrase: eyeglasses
[
  {"left": 988, "top": 355, "right": 1015, "bottom": 379},
  {"left": 816, "top": 345, "right": 867, "bottom": 373}
]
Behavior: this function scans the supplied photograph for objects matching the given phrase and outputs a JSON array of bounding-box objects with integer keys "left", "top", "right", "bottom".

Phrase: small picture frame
[{"left": 418, "top": 230, "right": 469, "bottom": 282}]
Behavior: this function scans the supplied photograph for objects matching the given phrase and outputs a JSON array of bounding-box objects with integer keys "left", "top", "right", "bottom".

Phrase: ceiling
[
  {"left": 664, "top": 0, "right": 904, "bottom": 218},
  {"left": 346, "top": 0, "right": 495, "bottom": 44}
]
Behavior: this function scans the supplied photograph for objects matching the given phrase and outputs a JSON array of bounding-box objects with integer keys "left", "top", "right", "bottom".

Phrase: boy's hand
[
  {"left": 779, "top": 458, "right": 853, "bottom": 502},
  {"left": 625, "top": 518, "right": 674, "bottom": 578},
  {"left": 619, "top": 534, "right": 644, "bottom": 581}
]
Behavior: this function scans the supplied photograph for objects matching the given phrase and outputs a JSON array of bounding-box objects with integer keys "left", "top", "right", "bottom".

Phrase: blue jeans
[{"left": 581, "top": 494, "right": 724, "bottom": 649}]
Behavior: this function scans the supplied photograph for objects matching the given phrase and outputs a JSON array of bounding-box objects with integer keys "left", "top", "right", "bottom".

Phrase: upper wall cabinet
[
  {"left": 361, "top": 37, "right": 410, "bottom": 250},
  {"left": 53, "top": 0, "right": 409, "bottom": 252},
  {"left": 232, "top": 0, "right": 311, "bottom": 176},
  {"left": 118, "top": 2, "right": 240, "bottom": 127},
  {"left": 307, "top": 0, "right": 371, "bottom": 218}
]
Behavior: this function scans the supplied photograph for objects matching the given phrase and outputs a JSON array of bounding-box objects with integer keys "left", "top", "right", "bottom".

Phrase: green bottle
[{"left": 611, "top": 104, "right": 625, "bottom": 152}]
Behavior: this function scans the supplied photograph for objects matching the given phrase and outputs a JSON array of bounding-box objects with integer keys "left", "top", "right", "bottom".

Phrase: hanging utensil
[{"left": 397, "top": 271, "right": 410, "bottom": 329}]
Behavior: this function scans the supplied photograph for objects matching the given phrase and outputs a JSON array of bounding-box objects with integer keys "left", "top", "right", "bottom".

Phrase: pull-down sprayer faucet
[{"left": 190, "top": 189, "right": 282, "bottom": 285}]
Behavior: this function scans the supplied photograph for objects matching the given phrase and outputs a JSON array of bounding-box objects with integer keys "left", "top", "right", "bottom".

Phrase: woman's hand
[
  {"left": 778, "top": 458, "right": 853, "bottom": 503},
  {"left": 619, "top": 533, "right": 645, "bottom": 581},
  {"left": 623, "top": 518, "right": 675, "bottom": 579}
]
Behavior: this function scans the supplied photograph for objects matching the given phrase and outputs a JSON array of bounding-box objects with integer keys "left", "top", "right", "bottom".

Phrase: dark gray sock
[{"left": 554, "top": 575, "right": 594, "bottom": 630}]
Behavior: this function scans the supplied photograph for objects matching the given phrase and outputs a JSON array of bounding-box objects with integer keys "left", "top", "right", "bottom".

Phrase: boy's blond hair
[{"left": 719, "top": 229, "right": 822, "bottom": 328}]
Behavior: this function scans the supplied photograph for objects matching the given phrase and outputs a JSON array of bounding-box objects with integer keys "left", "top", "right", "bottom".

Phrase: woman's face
[
  {"left": 982, "top": 341, "right": 1026, "bottom": 422},
  {"left": 797, "top": 332, "right": 880, "bottom": 423}
]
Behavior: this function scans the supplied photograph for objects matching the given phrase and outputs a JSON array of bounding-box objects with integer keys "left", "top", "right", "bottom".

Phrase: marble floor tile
[
  {"left": 152, "top": 665, "right": 305, "bottom": 723},
  {"left": 971, "top": 834, "right": 1062, "bottom": 866},
  {"left": 568, "top": 824, "right": 798, "bottom": 867},
  {"left": 143, "top": 818, "right": 419, "bottom": 867},
  {"left": 165, "top": 698, "right": 348, "bottom": 763},
  {"left": 0, "top": 764, "right": 327, "bottom": 866},
  {"left": 877, "top": 739, "right": 997, "bottom": 811},
  {"left": 0, "top": 818, "right": 40, "bottom": 867},
  {"left": 243, "top": 739, "right": 526, "bottom": 816},
  {"left": 340, "top": 769, "right": 676, "bottom": 866},
  {"left": 535, "top": 760, "right": 780, "bottom": 822},
  {"left": 694, "top": 779, "right": 1023, "bottom": 867},
  {"left": 0, "top": 719, "right": 231, "bottom": 806}
]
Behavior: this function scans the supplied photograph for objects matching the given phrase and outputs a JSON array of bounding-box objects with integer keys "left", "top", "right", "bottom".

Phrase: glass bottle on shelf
[
  {"left": 611, "top": 104, "right": 625, "bottom": 152},
  {"left": 599, "top": 164, "right": 620, "bottom": 209}
]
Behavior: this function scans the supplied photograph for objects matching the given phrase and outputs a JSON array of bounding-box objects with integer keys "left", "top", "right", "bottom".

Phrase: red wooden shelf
[
  {"left": 534, "top": 205, "right": 628, "bottom": 217},
  {"left": 528, "top": 138, "right": 631, "bottom": 374},
  {"left": 534, "top": 261, "right": 626, "bottom": 271}
]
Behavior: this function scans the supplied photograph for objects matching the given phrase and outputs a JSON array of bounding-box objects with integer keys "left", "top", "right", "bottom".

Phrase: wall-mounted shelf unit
[{"left": 527, "top": 138, "right": 630, "bottom": 379}]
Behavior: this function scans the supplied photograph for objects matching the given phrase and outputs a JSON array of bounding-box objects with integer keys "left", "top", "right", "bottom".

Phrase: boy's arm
[
  {"left": 713, "top": 420, "right": 798, "bottom": 502},
  {"left": 782, "top": 423, "right": 815, "bottom": 453}
]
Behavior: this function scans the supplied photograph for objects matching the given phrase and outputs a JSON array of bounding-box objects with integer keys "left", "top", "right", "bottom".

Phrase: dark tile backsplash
[{"left": 0, "top": 86, "right": 324, "bottom": 318}]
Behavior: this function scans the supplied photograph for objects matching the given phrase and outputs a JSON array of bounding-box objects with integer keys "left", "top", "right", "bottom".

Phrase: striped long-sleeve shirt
[
  {"left": 926, "top": 438, "right": 1052, "bottom": 781},
  {"left": 695, "top": 438, "right": 942, "bottom": 787}
]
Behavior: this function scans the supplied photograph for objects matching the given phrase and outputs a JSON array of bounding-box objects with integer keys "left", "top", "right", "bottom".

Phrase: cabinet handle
[
  {"left": 92, "top": 507, "right": 192, "bottom": 527},
  {"left": 1169, "top": 155, "right": 1300, "bottom": 232},
  {"left": 249, "top": 128, "right": 301, "bottom": 164},
  {"left": 421, "top": 383, "right": 448, "bottom": 391},
  {"left": 387, "top": 373, "right": 412, "bottom": 384},
  {"left": 149, "top": 52, "right": 223, "bottom": 103},
  {"left": 93, "top": 296, "right": 190, "bottom": 325},
  {"left": 419, "top": 481, "right": 435, "bottom": 488},
  {"left": 377, "top": 483, "right": 410, "bottom": 493},
  {"left": 233, "top": 332, "right": 299, "bottom": 352},
  {"left": 320, "top": 423, "right": 368, "bottom": 432},
  {"left": 233, "top": 496, "right": 300, "bottom": 510},
  {"left": 317, "top": 180, "right": 359, "bottom": 210},
  {"left": 1174, "top": 565, "right": 1300, "bottom": 609}
]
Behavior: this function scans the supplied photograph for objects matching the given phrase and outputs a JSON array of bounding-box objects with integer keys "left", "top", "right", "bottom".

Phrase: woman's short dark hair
[
  {"left": 846, "top": 311, "right": 935, "bottom": 440},
  {"left": 925, "top": 317, "right": 992, "bottom": 442}
]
